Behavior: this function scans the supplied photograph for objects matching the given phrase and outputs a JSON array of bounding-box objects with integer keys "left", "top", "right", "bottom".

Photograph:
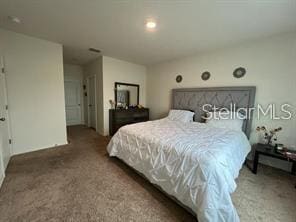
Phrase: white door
[
  {"left": 87, "top": 76, "right": 96, "bottom": 129},
  {"left": 0, "top": 56, "right": 11, "bottom": 182},
  {"left": 64, "top": 80, "right": 82, "bottom": 126}
]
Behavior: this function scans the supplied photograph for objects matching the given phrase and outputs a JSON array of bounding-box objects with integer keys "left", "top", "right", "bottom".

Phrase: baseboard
[
  {"left": 0, "top": 173, "right": 4, "bottom": 188},
  {"left": 12, "top": 142, "right": 68, "bottom": 156}
]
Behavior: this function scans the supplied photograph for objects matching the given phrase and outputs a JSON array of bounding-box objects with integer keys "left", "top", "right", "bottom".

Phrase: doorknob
[{"left": 0, "top": 117, "right": 5, "bottom": 121}]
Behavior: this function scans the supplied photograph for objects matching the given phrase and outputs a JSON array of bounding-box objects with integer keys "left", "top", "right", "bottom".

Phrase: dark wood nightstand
[{"left": 250, "top": 143, "right": 296, "bottom": 175}]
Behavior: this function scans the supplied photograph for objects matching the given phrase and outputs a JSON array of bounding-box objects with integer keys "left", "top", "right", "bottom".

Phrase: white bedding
[{"left": 107, "top": 118, "right": 251, "bottom": 222}]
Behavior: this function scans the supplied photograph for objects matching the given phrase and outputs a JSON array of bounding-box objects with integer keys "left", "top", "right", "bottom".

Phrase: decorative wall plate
[
  {"left": 176, "top": 75, "right": 183, "bottom": 83},
  {"left": 233, "top": 67, "right": 246, "bottom": 78},
  {"left": 201, "top": 71, "right": 210, "bottom": 81}
]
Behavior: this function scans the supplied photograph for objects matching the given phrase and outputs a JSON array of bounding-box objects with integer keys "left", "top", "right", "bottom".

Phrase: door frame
[
  {"left": 86, "top": 75, "right": 97, "bottom": 130},
  {"left": 64, "top": 78, "right": 83, "bottom": 126},
  {"left": 0, "top": 56, "right": 12, "bottom": 175},
  {"left": 0, "top": 151, "right": 4, "bottom": 186}
]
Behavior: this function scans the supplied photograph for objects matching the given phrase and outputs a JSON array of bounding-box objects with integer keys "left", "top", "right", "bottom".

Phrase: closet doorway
[
  {"left": 87, "top": 75, "right": 97, "bottom": 129},
  {"left": 0, "top": 55, "right": 12, "bottom": 184}
]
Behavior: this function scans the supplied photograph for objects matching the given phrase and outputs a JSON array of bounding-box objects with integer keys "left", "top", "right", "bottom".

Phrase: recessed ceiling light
[
  {"left": 146, "top": 21, "right": 157, "bottom": 30},
  {"left": 7, "top": 16, "right": 21, "bottom": 24}
]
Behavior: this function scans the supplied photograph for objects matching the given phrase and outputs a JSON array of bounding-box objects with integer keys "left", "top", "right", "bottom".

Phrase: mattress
[{"left": 107, "top": 118, "right": 251, "bottom": 222}]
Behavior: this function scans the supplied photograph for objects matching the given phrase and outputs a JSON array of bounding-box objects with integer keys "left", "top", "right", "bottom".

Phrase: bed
[{"left": 107, "top": 87, "right": 256, "bottom": 222}]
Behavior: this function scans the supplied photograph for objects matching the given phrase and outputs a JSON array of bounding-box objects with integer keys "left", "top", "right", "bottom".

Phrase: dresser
[{"left": 109, "top": 108, "right": 149, "bottom": 136}]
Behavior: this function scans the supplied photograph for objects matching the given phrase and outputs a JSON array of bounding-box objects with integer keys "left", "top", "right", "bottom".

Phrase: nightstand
[{"left": 251, "top": 143, "right": 296, "bottom": 175}]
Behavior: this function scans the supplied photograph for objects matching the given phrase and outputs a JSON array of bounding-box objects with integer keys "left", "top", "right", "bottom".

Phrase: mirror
[{"left": 115, "top": 82, "right": 139, "bottom": 108}]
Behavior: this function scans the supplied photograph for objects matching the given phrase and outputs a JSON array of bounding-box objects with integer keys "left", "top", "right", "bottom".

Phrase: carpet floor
[{"left": 0, "top": 125, "right": 295, "bottom": 222}]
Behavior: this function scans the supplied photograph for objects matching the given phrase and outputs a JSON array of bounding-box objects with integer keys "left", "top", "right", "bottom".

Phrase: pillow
[
  {"left": 205, "top": 111, "right": 244, "bottom": 131},
  {"left": 167, "top": 109, "right": 195, "bottom": 123}
]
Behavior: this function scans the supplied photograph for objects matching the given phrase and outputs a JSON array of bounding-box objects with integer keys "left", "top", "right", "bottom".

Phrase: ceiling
[{"left": 0, "top": 0, "right": 296, "bottom": 66}]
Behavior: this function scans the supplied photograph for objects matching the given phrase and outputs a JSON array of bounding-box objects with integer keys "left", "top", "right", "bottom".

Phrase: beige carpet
[{"left": 0, "top": 125, "right": 295, "bottom": 222}]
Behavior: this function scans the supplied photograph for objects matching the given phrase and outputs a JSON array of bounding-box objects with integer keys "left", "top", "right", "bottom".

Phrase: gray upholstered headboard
[{"left": 172, "top": 86, "right": 256, "bottom": 138}]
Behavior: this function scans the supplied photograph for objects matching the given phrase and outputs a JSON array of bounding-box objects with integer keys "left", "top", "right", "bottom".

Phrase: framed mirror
[{"left": 115, "top": 82, "right": 139, "bottom": 109}]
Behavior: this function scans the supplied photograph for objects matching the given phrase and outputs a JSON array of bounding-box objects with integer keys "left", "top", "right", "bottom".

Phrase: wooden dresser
[{"left": 109, "top": 108, "right": 149, "bottom": 136}]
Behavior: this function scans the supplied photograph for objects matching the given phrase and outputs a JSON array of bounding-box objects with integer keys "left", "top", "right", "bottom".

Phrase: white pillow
[
  {"left": 205, "top": 111, "right": 244, "bottom": 131},
  {"left": 167, "top": 109, "right": 195, "bottom": 123}
]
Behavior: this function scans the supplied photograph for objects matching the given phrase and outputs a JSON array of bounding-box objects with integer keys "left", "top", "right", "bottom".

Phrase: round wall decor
[
  {"left": 201, "top": 71, "right": 211, "bottom": 81},
  {"left": 176, "top": 75, "right": 183, "bottom": 83},
  {"left": 233, "top": 67, "right": 246, "bottom": 78}
]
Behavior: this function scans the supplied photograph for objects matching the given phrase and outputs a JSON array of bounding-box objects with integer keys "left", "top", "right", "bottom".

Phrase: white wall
[
  {"left": 64, "top": 64, "right": 84, "bottom": 80},
  {"left": 102, "top": 56, "right": 147, "bottom": 135},
  {"left": 64, "top": 64, "right": 84, "bottom": 124},
  {"left": 147, "top": 32, "right": 296, "bottom": 171},
  {"left": 83, "top": 57, "right": 104, "bottom": 135},
  {"left": 0, "top": 29, "right": 67, "bottom": 155}
]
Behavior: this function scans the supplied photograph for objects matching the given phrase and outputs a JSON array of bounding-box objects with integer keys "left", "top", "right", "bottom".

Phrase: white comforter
[{"left": 107, "top": 118, "right": 251, "bottom": 222}]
